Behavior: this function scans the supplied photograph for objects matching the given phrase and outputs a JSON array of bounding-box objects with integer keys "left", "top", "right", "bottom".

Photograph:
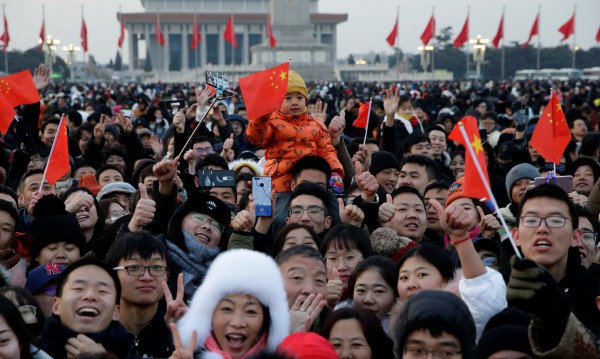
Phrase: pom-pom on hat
[
  {"left": 278, "top": 332, "right": 338, "bottom": 359},
  {"left": 286, "top": 70, "right": 308, "bottom": 99}
]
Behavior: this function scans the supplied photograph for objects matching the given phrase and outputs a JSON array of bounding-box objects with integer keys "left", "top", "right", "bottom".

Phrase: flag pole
[
  {"left": 176, "top": 97, "right": 220, "bottom": 159},
  {"left": 465, "top": 6, "right": 470, "bottom": 79},
  {"left": 395, "top": 6, "right": 399, "bottom": 78},
  {"left": 2, "top": 4, "right": 7, "bottom": 74},
  {"left": 457, "top": 122, "right": 523, "bottom": 259},
  {"left": 362, "top": 99, "right": 372, "bottom": 145},
  {"left": 39, "top": 114, "right": 66, "bottom": 192},
  {"left": 500, "top": 6, "right": 505, "bottom": 80},
  {"left": 571, "top": 5, "right": 576, "bottom": 68},
  {"left": 536, "top": 5, "right": 541, "bottom": 72},
  {"left": 81, "top": 5, "right": 86, "bottom": 64},
  {"left": 231, "top": 12, "right": 235, "bottom": 72}
]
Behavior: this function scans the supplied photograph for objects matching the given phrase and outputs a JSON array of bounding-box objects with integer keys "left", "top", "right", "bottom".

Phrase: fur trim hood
[
  {"left": 177, "top": 249, "right": 290, "bottom": 356},
  {"left": 228, "top": 159, "right": 264, "bottom": 177}
]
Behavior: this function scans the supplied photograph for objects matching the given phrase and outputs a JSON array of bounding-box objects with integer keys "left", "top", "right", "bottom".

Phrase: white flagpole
[
  {"left": 39, "top": 114, "right": 67, "bottom": 191},
  {"left": 457, "top": 122, "right": 523, "bottom": 259},
  {"left": 362, "top": 99, "right": 372, "bottom": 145}
]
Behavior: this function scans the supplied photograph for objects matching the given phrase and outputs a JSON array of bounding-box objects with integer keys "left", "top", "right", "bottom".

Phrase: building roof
[{"left": 120, "top": 12, "right": 347, "bottom": 24}]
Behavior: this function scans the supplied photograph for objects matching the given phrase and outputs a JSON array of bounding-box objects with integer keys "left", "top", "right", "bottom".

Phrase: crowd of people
[{"left": 0, "top": 62, "right": 599, "bottom": 358}]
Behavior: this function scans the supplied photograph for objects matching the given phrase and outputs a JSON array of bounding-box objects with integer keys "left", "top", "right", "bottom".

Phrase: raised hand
[
  {"left": 326, "top": 268, "right": 343, "bottom": 309},
  {"left": 351, "top": 144, "right": 371, "bottom": 173},
  {"left": 93, "top": 115, "right": 107, "bottom": 144},
  {"left": 197, "top": 86, "right": 215, "bottom": 107},
  {"left": 429, "top": 198, "right": 472, "bottom": 240},
  {"left": 153, "top": 157, "right": 180, "bottom": 184},
  {"left": 477, "top": 206, "right": 501, "bottom": 238},
  {"left": 232, "top": 202, "right": 256, "bottom": 233},
  {"left": 355, "top": 161, "right": 378, "bottom": 201},
  {"left": 114, "top": 110, "right": 133, "bottom": 135},
  {"left": 65, "top": 334, "right": 106, "bottom": 358},
  {"left": 149, "top": 134, "right": 164, "bottom": 158},
  {"left": 328, "top": 110, "right": 345, "bottom": 145},
  {"left": 128, "top": 183, "right": 156, "bottom": 232},
  {"left": 289, "top": 293, "right": 326, "bottom": 333},
  {"left": 383, "top": 87, "right": 400, "bottom": 121},
  {"left": 33, "top": 64, "right": 51, "bottom": 91},
  {"left": 310, "top": 100, "right": 328, "bottom": 123},
  {"left": 378, "top": 194, "right": 396, "bottom": 224},
  {"left": 163, "top": 273, "right": 188, "bottom": 325},
  {"left": 220, "top": 133, "right": 235, "bottom": 162},
  {"left": 64, "top": 191, "right": 94, "bottom": 215},
  {"left": 168, "top": 323, "right": 197, "bottom": 359},
  {"left": 173, "top": 109, "right": 186, "bottom": 134},
  {"left": 338, "top": 198, "right": 365, "bottom": 227}
]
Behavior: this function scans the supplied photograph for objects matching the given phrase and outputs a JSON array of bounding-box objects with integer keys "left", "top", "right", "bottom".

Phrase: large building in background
[{"left": 121, "top": 0, "right": 347, "bottom": 80}]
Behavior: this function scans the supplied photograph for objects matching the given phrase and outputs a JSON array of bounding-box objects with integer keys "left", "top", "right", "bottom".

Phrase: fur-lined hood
[
  {"left": 228, "top": 159, "right": 264, "bottom": 176},
  {"left": 177, "top": 249, "right": 290, "bottom": 357}
]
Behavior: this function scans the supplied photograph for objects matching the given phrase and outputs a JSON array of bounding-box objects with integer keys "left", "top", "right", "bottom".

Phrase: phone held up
[{"left": 252, "top": 176, "right": 272, "bottom": 217}]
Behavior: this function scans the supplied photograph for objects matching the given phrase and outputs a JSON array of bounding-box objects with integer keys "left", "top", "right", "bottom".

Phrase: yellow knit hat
[{"left": 286, "top": 70, "right": 308, "bottom": 99}]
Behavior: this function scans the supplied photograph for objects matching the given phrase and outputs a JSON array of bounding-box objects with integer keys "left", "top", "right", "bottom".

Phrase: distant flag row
[{"left": 385, "top": 7, "right": 599, "bottom": 49}]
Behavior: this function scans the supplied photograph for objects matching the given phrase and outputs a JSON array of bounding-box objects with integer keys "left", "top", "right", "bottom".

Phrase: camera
[
  {"left": 161, "top": 98, "right": 187, "bottom": 115},
  {"left": 197, "top": 169, "right": 236, "bottom": 188},
  {"left": 205, "top": 72, "right": 234, "bottom": 96}
]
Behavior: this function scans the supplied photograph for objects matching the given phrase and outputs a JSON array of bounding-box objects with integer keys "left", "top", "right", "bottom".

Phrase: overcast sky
[{"left": 4, "top": 0, "right": 599, "bottom": 65}]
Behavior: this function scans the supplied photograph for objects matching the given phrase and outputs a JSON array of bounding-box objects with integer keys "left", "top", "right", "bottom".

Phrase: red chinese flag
[
  {"left": 522, "top": 13, "right": 539, "bottom": 48},
  {"left": 448, "top": 116, "right": 489, "bottom": 200},
  {"left": 353, "top": 101, "right": 371, "bottom": 129},
  {"left": 0, "top": 94, "right": 15, "bottom": 133},
  {"left": 239, "top": 62, "right": 289, "bottom": 120},
  {"left": 386, "top": 15, "right": 398, "bottom": 47},
  {"left": 266, "top": 16, "right": 276, "bottom": 48},
  {"left": 155, "top": 14, "right": 165, "bottom": 47},
  {"left": 118, "top": 15, "right": 125, "bottom": 48},
  {"left": 0, "top": 15, "right": 9, "bottom": 52},
  {"left": 492, "top": 13, "right": 504, "bottom": 49},
  {"left": 453, "top": 15, "right": 469, "bottom": 48},
  {"left": 0, "top": 70, "right": 40, "bottom": 107},
  {"left": 38, "top": 20, "right": 45, "bottom": 52},
  {"left": 558, "top": 13, "right": 575, "bottom": 42},
  {"left": 80, "top": 18, "right": 88, "bottom": 52},
  {"left": 224, "top": 15, "right": 237, "bottom": 48},
  {"left": 530, "top": 93, "right": 571, "bottom": 164},
  {"left": 420, "top": 15, "right": 435, "bottom": 46},
  {"left": 191, "top": 14, "right": 201, "bottom": 49},
  {"left": 597, "top": 25, "right": 600, "bottom": 43},
  {"left": 44, "top": 115, "right": 70, "bottom": 186}
]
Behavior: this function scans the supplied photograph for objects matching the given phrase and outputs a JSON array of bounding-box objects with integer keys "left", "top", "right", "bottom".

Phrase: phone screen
[{"left": 252, "top": 177, "right": 272, "bottom": 217}]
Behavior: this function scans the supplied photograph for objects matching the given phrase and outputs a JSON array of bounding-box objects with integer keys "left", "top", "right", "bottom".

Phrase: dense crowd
[{"left": 0, "top": 62, "right": 599, "bottom": 358}]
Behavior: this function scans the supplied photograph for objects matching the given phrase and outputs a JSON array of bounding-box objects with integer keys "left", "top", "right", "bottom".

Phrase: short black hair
[
  {"left": 95, "top": 165, "right": 124, "bottom": 182},
  {"left": 40, "top": 116, "right": 60, "bottom": 134},
  {"left": 397, "top": 245, "right": 455, "bottom": 283},
  {"left": 424, "top": 181, "right": 450, "bottom": 195},
  {"left": 75, "top": 122, "right": 95, "bottom": 141},
  {"left": 0, "top": 185, "right": 18, "bottom": 205},
  {"left": 516, "top": 184, "right": 579, "bottom": 229},
  {"left": 404, "top": 133, "right": 430, "bottom": 154},
  {"left": 275, "top": 244, "right": 325, "bottom": 266},
  {"left": 319, "top": 223, "right": 373, "bottom": 259},
  {"left": 400, "top": 155, "right": 439, "bottom": 182},
  {"left": 289, "top": 155, "right": 332, "bottom": 181},
  {"left": 272, "top": 223, "right": 320, "bottom": 257},
  {"left": 196, "top": 154, "right": 228, "bottom": 171},
  {"left": 288, "top": 183, "right": 330, "bottom": 214},
  {"left": 391, "top": 185, "right": 425, "bottom": 206},
  {"left": 192, "top": 135, "right": 214, "bottom": 147},
  {"left": 66, "top": 109, "right": 83, "bottom": 127},
  {"left": 481, "top": 111, "right": 498, "bottom": 122},
  {"left": 348, "top": 256, "right": 399, "bottom": 298},
  {"left": 105, "top": 231, "right": 169, "bottom": 269},
  {"left": 580, "top": 132, "right": 600, "bottom": 157},
  {"left": 0, "top": 199, "right": 20, "bottom": 232},
  {"left": 18, "top": 169, "right": 45, "bottom": 194},
  {"left": 56, "top": 257, "right": 122, "bottom": 305}
]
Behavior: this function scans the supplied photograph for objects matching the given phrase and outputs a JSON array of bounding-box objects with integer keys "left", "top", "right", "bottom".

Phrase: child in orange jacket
[{"left": 246, "top": 70, "right": 344, "bottom": 192}]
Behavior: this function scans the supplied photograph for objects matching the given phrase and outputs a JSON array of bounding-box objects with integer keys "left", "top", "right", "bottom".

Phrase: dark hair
[
  {"left": 288, "top": 183, "right": 330, "bottom": 214},
  {"left": 400, "top": 155, "right": 439, "bottom": 182},
  {"left": 289, "top": 156, "right": 332, "bottom": 181},
  {"left": 426, "top": 126, "right": 447, "bottom": 140},
  {"left": 275, "top": 244, "right": 325, "bottom": 266},
  {"left": 397, "top": 245, "right": 455, "bottom": 284},
  {"left": 272, "top": 223, "right": 320, "bottom": 258},
  {"left": 580, "top": 132, "right": 600, "bottom": 157},
  {"left": 66, "top": 109, "right": 83, "bottom": 127},
  {"left": 61, "top": 187, "right": 105, "bottom": 238},
  {"left": 75, "top": 122, "right": 95, "bottom": 141},
  {"left": 348, "top": 256, "right": 399, "bottom": 298},
  {"left": 56, "top": 257, "right": 122, "bottom": 305},
  {"left": 105, "top": 230, "right": 169, "bottom": 269},
  {"left": 0, "top": 199, "right": 19, "bottom": 232},
  {"left": 517, "top": 183, "right": 579, "bottom": 229},
  {"left": 40, "top": 116, "right": 60, "bottom": 134},
  {"left": 424, "top": 181, "right": 450, "bottom": 195},
  {"left": 320, "top": 307, "right": 393, "bottom": 359},
  {"left": 450, "top": 150, "right": 465, "bottom": 163},
  {"left": 196, "top": 154, "right": 228, "bottom": 171},
  {"left": 0, "top": 185, "right": 18, "bottom": 205},
  {"left": 0, "top": 285, "right": 45, "bottom": 337},
  {"left": 390, "top": 185, "right": 425, "bottom": 206},
  {"left": 0, "top": 296, "right": 36, "bottom": 359},
  {"left": 398, "top": 95, "right": 414, "bottom": 108},
  {"left": 192, "top": 135, "right": 214, "bottom": 147},
  {"left": 404, "top": 133, "right": 431, "bottom": 154},
  {"left": 319, "top": 224, "right": 373, "bottom": 259},
  {"left": 481, "top": 111, "right": 498, "bottom": 122},
  {"left": 95, "top": 165, "right": 124, "bottom": 182}
]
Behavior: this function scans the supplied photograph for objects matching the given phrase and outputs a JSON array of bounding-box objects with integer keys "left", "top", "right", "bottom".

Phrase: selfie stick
[{"left": 457, "top": 123, "right": 523, "bottom": 259}]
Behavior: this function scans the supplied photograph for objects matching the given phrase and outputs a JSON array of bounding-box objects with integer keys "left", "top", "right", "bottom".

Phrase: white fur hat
[{"left": 177, "top": 249, "right": 290, "bottom": 357}]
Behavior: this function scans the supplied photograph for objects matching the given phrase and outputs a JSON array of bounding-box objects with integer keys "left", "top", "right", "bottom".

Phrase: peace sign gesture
[
  {"left": 168, "top": 323, "right": 197, "bottom": 359},
  {"left": 162, "top": 273, "right": 188, "bottom": 325}
]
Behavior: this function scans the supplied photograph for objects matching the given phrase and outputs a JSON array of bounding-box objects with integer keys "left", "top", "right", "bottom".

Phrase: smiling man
[
  {"left": 378, "top": 186, "right": 427, "bottom": 243},
  {"left": 40, "top": 257, "right": 136, "bottom": 358}
]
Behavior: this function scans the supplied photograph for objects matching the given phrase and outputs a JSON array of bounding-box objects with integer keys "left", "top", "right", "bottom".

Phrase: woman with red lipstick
[{"left": 176, "top": 249, "right": 289, "bottom": 359}]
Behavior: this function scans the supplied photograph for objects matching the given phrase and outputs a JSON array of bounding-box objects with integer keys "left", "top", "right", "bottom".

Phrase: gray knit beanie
[{"left": 505, "top": 163, "right": 540, "bottom": 197}]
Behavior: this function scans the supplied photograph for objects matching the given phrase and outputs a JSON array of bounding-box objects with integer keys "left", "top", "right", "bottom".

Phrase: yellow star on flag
[
  {"left": 279, "top": 70, "right": 287, "bottom": 81},
  {"left": 471, "top": 134, "right": 483, "bottom": 155}
]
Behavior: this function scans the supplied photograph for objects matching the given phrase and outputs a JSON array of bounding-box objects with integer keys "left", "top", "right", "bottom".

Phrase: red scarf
[{"left": 204, "top": 332, "right": 267, "bottom": 359}]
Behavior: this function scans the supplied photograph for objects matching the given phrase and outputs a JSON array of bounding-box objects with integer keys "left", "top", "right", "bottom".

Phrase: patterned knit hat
[
  {"left": 78, "top": 174, "right": 101, "bottom": 197},
  {"left": 446, "top": 177, "right": 466, "bottom": 207},
  {"left": 287, "top": 70, "right": 308, "bottom": 99}
]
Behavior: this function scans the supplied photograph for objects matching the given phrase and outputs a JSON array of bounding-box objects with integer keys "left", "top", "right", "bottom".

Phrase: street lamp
[
  {"left": 62, "top": 44, "right": 81, "bottom": 81},
  {"left": 39, "top": 35, "right": 61, "bottom": 74},
  {"left": 417, "top": 45, "right": 434, "bottom": 73},
  {"left": 469, "top": 35, "right": 489, "bottom": 80}
]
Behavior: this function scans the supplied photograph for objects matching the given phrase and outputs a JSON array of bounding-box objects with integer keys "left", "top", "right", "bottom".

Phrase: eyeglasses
[
  {"left": 424, "top": 200, "right": 445, "bottom": 210},
  {"left": 30, "top": 157, "right": 44, "bottom": 164},
  {"left": 325, "top": 253, "right": 363, "bottom": 268},
  {"left": 190, "top": 213, "right": 226, "bottom": 233},
  {"left": 288, "top": 205, "right": 326, "bottom": 218},
  {"left": 404, "top": 347, "right": 462, "bottom": 359},
  {"left": 581, "top": 232, "right": 598, "bottom": 246},
  {"left": 18, "top": 305, "right": 38, "bottom": 324},
  {"left": 196, "top": 147, "right": 214, "bottom": 155},
  {"left": 520, "top": 216, "right": 570, "bottom": 228},
  {"left": 41, "top": 285, "right": 57, "bottom": 296},
  {"left": 113, "top": 265, "right": 168, "bottom": 276}
]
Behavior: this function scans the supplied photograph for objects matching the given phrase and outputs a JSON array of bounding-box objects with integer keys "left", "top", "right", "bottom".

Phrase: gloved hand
[{"left": 511, "top": 100, "right": 529, "bottom": 132}]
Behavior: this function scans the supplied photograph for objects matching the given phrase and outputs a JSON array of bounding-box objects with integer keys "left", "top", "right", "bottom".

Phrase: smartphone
[
  {"left": 252, "top": 176, "right": 272, "bottom": 217},
  {"left": 534, "top": 175, "right": 573, "bottom": 193},
  {"left": 197, "top": 170, "right": 236, "bottom": 188},
  {"left": 163, "top": 98, "right": 187, "bottom": 112},
  {"left": 122, "top": 109, "right": 132, "bottom": 118}
]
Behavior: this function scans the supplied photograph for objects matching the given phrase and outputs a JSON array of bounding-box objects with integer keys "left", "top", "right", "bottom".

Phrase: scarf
[
  {"left": 166, "top": 231, "right": 221, "bottom": 298},
  {"left": 40, "top": 315, "right": 132, "bottom": 359},
  {"left": 203, "top": 332, "right": 267, "bottom": 359}
]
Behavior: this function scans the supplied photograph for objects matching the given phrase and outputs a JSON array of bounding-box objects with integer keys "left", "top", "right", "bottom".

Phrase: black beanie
[
  {"left": 30, "top": 195, "right": 86, "bottom": 260},
  {"left": 0, "top": 199, "right": 20, "bottom": 231},
  {"left": 474, "top": 307, "right": 534, "bottom": 359},
  {"left": 369, "top": 151, "right": 400, "bottom": 176}
]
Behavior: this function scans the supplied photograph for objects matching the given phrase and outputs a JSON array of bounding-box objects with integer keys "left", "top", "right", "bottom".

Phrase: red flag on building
[
  {"left": 118, "top": 14, "right": 125, "bottom": 48},
  {"left": 38, "top": 20, "right": 45, "bottom": 52},
  {"left": 191, "top": 13, "right": 201, "bottom": 49},
  {"left": 530, "top": 92, "right": 570, "bottom": 164},
  {"left": 266, "top": 16, "right": 276, "bottom": 48},
  {"left": 522, "top": 13, "right": 539, "bottom": 48},
  {"left": 224, "top": 15, "right": 237, "bottom": 48},
  {"left": 420, "top": 15, "right": 435, "bottom": 46},
  {"left": 0, "top": 15, "right": 9, "bottom": 52},
  {"left": 43, "top": 115, "right": 70, "bottom": 186},
  {"left": 80, "top": 18, "right": 88, "bottom": 52},
  {"left": 0, "top": 94, "right": 15, "bottom": 134},
  {"left": 558, "top": 12, "right": 575, "bottom": 42},
  {"left": 597, "top": 25, "right": 600, "bottom": 43},
  {"left": 492, "top": 13, "right": 504, "bottom": 48},
  {"left": 386, "top": 14, "right": 398, "bottom": 47},
  {"left": 448, "top": 116, "right": 490, "bottom": 200},
  {"left": 353, "top": 101, "right": 372, "bottom": 129},
  {"left": 239, "top": 62, "right": 289, "bottom": 120},
  {"left": 155, "top": 14, "right": 165, "bottom": 47},
  {"left": 453, "top": 14, "right": 469, "bottom": 48},
  {"left": 0, "top": 70, "right": 40, "bottom": 107}
]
